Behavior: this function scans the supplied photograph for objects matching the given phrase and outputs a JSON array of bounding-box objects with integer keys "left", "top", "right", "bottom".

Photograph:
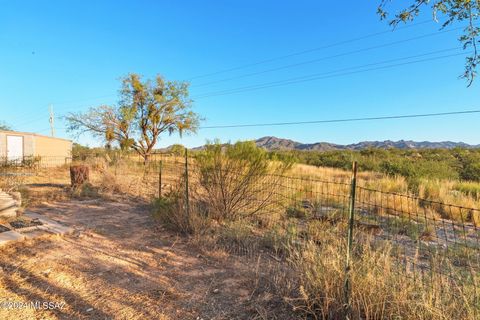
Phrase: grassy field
[
  {"left": 1, "top": 151, "right": 479, "bottom": 319},
  {"left": 289, "top": 163, "right": 480, "bottom": 225}
]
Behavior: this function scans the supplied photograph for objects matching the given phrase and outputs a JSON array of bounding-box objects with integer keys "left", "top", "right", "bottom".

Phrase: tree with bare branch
[
  {"left": 378, "top": 0, "right": 479, "bottom": 86},
  {"left": 66, "top": 74, "right": 200, "bottom": 162}
]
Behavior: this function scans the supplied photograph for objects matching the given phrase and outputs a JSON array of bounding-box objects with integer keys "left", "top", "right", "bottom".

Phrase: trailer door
[{"left": 6, "top": 135, "right": 23, "bottom": 162}]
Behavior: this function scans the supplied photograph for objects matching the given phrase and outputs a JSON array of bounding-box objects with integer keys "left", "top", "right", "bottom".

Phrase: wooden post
[
  {"left": 344, "top": 161, "right": 357, "bottom": 320},
  {"left": 184, "top": 149, "right": 190, "bottom": 218},
  {"left": 159, "top": 160, "right": 163, "bottom": 198}
]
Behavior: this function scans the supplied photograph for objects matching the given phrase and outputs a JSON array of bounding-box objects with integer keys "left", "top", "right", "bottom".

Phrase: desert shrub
[
  {"left": 21, "top": 156, "right": 41, "bottom": 168},
  {"left": 0, "top": 173, "right": 25, "bottom": 193},
  {"left": 71, "top": 182, "right": 100, "bottom": 199},
  {"left": 152, "top": 182, "right": 209, "bottom": 235},
  {"left": 273, "top": 147, "right": 474, "bottom": 182},
  {"left": 169, "top": 144, "right": 186, "bottom": 156},
  {"left": 96, "top": 170, "right": 123, "bottom": 194},
  {"left": 194, "top": 141, "right": 291, "bottom": 222},
  {"left": 84, "top": 157, "right": 109, "bottom": 171}
]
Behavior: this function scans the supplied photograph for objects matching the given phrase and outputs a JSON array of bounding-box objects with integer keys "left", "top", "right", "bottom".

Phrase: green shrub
[{"left": 194, "top": 141, "right": 291, "bottom": 222}]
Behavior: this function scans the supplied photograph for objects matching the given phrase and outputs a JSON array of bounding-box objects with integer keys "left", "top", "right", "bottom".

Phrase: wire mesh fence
[
  {"left": 1, "top": 153, "right": 479, "bottom": 317},
  {"left": 151, "top": 155, "right": 480, "bottom": 317}
]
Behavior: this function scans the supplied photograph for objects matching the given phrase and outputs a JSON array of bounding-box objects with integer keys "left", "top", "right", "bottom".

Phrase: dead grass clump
[
  {"left": 83, "top": 156, "right": 109, "bottom": 171},
  {"left": 19, "top": 185, "right": 71, "bottom": 206},
  {"left": 70, "top": 183, "right": 100, "bottom": 199},
  {"left": 269, "top": 229, "right": 480, "bottom": 319},
  {"left": 96, "top": 171, "right": 124, "bottom": 194},
  {"left": 0, "top": 173, "right": 26, "bottom": 193},
  {"left": 152, "top": 186, "right": 210, "bottom": 235}
]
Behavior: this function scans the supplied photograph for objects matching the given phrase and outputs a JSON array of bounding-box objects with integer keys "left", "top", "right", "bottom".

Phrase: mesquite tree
[
  {"left": 67, "top": 74, "right": 199, "bottom": 162},
  {"left": 378, "top": 0, "right": 479, "bottom": 86},
  {"left": 0, "top": 122, "right": 11, "bottom": 130}
]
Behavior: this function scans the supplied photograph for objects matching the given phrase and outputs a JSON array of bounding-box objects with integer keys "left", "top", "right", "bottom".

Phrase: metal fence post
[
  {"left": 159, "top": 160, "right": 163, "bottom": 198},
  {"left": 184, "top": 149, "right": 190, "bottom": 218},
  {"left": 344, "top": 161, "right": 357, "bottom": 320}
]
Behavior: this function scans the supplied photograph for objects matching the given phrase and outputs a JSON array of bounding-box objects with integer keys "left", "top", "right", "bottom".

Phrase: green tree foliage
[
  {"left": 453, "top": 148, "right": 480, "bottom": 180},
  {"left": 169, "top": 144, "right": 186, "bottom": 156},
  {"left": 67, "top": 73, "right": 200, "bottom": 162},
  {"left": 0, "top": 122, "right": 11, "bottom": 130},
  {"left": 378, "top": 0, "right": 479, "bottom": 86},
  {"left": 270, "top": 147, "right": 480, "bottom": 187},
  {"left": 71, "top": 143, "right": 118, "bottom": 160}
]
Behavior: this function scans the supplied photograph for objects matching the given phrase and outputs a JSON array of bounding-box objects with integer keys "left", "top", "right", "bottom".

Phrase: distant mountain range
[{"left": 253, "top": 136, "right": 480, "bottom": 151}]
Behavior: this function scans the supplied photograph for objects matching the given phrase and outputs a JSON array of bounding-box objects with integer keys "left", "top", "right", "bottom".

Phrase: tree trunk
[
  {"left": 143, "top": 153, "right": 150, "bottom": 165},
  {"left": 70, "top": 165, "right": 89, "bottom": 188}
]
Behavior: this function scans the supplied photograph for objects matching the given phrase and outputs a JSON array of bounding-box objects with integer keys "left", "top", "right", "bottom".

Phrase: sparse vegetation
[
  {"left": 271, "top": 147, "right": 480, "bottom": 183},
  {"left": 2, "top": 145, "right": 479, "bottom": 319}
]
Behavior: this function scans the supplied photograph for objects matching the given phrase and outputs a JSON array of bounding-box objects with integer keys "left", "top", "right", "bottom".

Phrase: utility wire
[
  {"left": 15, "top": 48, "right": 466, "bottom": 129},
  {"left": 194, "top": 50, "right": 469, "bottom": 99},
  {"left": 12, "top": 21, "right": 461, "bottom": 127},
  {"left": 187, "top": 20, "right": 433, "bottom": 80},
  {"left": 199, "top": 110, "right": 480, "bottom": 129},
  {"left": 193, "top": 27, "right": 463, "bottom": 88},
  {"left": 14, "top": 49, "right": 469, "bottom": 129},
  {"left": 33, "top": 109, "right": 480, "bottom": 132},
  {"left": 37, "top": 23, "right": 450, "bottom": 111}
]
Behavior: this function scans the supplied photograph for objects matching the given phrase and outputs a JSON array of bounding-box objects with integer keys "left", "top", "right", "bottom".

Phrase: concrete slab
[
  {"left": 0, "top": 208, "right": 17, "bottom": 218},
  {"left": 0, "top": 230, "right": 26, "bottom": 247},
  {"left": 0, "top": 211, "right": 75, "bottom": 246},
  {"left": 24, "top": 212, "right": 74, "bottom": 236},
  {"left": 22, "top": 229, "right": 52, "bottom": 240},
  {"left": 37, "top": 224, "right": 74, "bottom": 236},
  {"left": 0, "top": 200, "right": 16, "bottom": 210}
]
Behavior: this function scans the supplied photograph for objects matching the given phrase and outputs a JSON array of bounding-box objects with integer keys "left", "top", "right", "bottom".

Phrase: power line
[
  {"left": 199, "top": 110, "right": 480, "bottom": 129},
  {"left": 12, "top": 49, "right": 470, "bottom": 131},
  {"left": 11, "top": 22, "right": 466, "bottom": 127},
  {"left": 187, "top": 20, "right": 433, "bottom": 81},
  {"left": 34, "top": 109, "right": 480, "bottom": 132},
  {"left": 194, "top": 50, "right": 469, "bottom": 99},
  {"left": 193, "top": 27, "right": 464, "bottom": 88},
  {"left": 14, "top": 49, "right": 467, "bottom": 130},
  {"left": 36, "top": 24, "right": 451, "bottom": 113}
]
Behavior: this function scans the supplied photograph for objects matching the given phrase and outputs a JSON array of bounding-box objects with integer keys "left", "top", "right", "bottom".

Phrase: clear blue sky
[{"left": 1, "top": 0, "right": 479, "bottom": 148}]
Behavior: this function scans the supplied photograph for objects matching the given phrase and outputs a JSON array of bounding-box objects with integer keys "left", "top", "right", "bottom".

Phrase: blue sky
[{"left": 1, "top": 0, "right": 479, "bottom": 148}]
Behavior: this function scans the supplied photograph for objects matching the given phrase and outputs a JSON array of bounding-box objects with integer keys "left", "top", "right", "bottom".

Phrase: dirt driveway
[{"left": 0, "top": 199, "right": 276, "bottom": 320}]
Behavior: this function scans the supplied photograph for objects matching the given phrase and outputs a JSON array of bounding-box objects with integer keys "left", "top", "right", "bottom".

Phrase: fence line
[{"left": 1, "top": 154, "right": 479, "bottom": 316}]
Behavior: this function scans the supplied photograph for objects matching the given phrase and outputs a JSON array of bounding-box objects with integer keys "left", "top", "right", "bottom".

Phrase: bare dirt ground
[{"left": 0, "top": 198, "right": 279, "bottom": 320}]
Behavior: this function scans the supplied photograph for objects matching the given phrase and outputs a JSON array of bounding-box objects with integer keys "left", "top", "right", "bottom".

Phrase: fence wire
[{"left": 1, "top": 154, "right": 479, "bottom": 317}]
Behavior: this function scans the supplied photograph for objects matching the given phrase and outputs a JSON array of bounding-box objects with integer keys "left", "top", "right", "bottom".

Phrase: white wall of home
[
  {"left": 0, "top": 132, "right": 35, "bottom": 159},
  {"left": 0, "top": 132, "right": 6, "bottom": 158}
]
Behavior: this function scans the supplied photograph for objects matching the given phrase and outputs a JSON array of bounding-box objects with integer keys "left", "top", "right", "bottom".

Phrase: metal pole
[
  {"left": 159, "top": 160, "right": 163, "bottom": 198},
  {"left": 344, "top": 161, "right": 357, "bottom": 320},
  {"left": 184, "top": 149, "right": 190, "bottom": 218}
]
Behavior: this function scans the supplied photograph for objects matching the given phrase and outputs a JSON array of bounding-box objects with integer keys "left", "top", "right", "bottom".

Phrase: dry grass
[
  {"left": 9, "top": 156, "right": 479, "bottom": 225},
  {"left": 284, "top": 230, "right": 479, "bottom": 319},
  {"left": 288, "top": 163, "right": 480, "bottom": 225},
  {"left": 191, "top": 212, "right": 479, "bottom": 319},
  {"left": 2, "top": 157, "right": 480, "bottom": 319}
]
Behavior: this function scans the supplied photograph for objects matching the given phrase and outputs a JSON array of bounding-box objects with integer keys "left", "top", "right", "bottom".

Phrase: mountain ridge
[{"left": 253, "top": 136, "right": 480, "bottom": 151}]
